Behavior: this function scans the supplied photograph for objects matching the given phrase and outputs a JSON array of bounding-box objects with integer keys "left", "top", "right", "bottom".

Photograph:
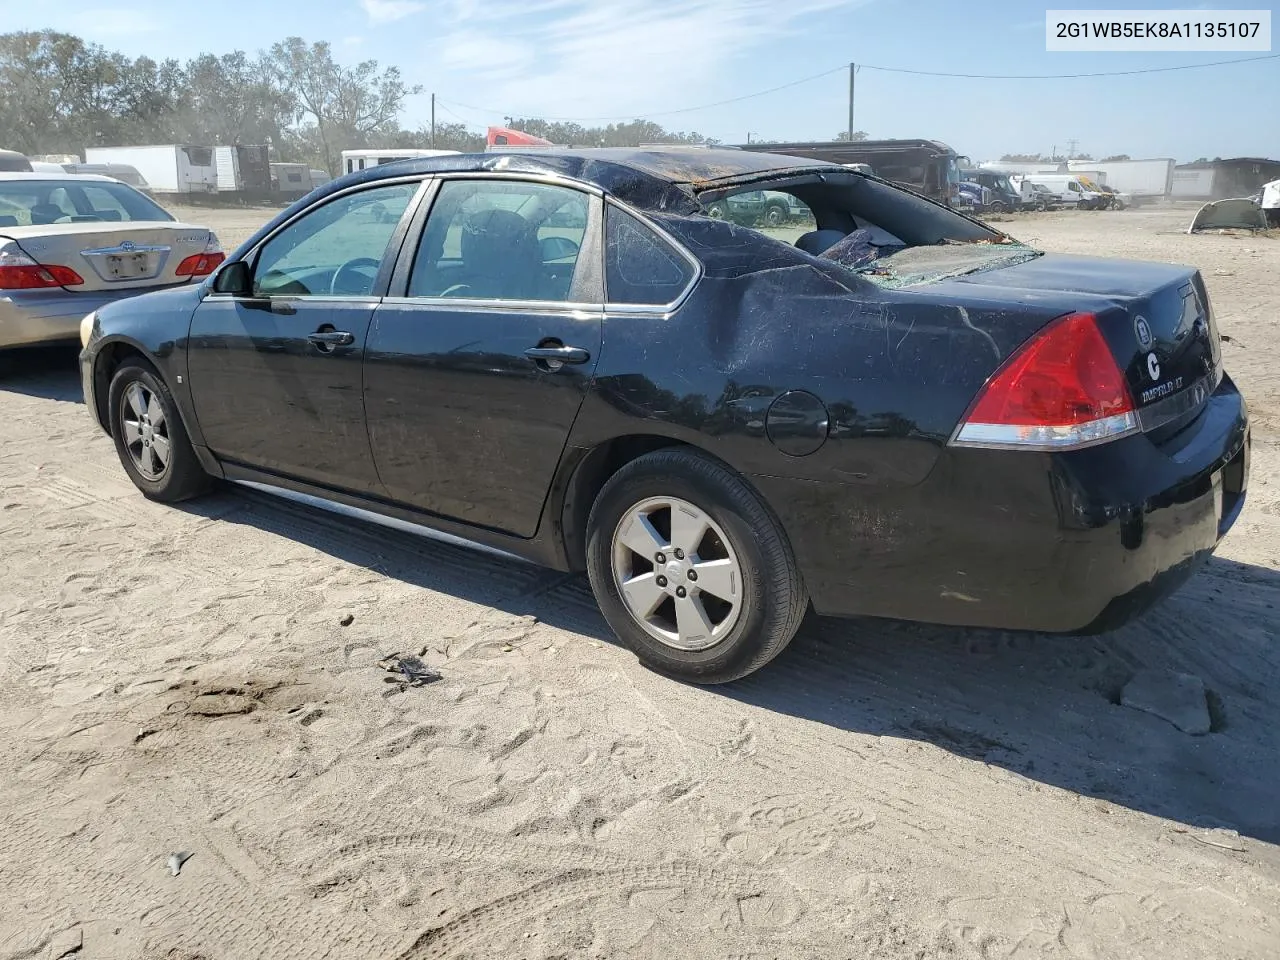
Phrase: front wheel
[
  {"left": 586, "top": 449, "right": 808, "bottom": 684},
  {"left": 108, "top": 360, "right": 213, "bottom": 503}
]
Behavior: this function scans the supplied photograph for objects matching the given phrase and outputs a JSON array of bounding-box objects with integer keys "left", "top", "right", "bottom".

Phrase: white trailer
[
  {"left": 1067, "top": 159, "right": 1173, "bottom": 201},
  {"left": 83, "top": 145, "right": 217, "bottom": 195},
  {"left": 339, "top": 148, "right": 460, "bottom": 175}
]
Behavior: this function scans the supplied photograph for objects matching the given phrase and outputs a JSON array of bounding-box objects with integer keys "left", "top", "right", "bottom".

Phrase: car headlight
[{"left": 79, "top": 311, "right": 97, "bottom": 348}]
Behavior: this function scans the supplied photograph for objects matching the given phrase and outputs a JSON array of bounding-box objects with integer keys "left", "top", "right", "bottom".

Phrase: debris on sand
[
  {"left": 1120, "top": 669, "right": 1211, "bottom": 735},
  {"left": 377, "top": 653, "right": 442, "bottom": 687},
  {"left": 168, "top": 851, "right": 194, "bottom": 876},
  {"left": 338, "top": 613, "right": 355, "bottom": 627}
]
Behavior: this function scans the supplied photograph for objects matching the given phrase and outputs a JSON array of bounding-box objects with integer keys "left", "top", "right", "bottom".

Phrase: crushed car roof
[{"left": 333, "top": 148, "right": 842, "bottom": 214}]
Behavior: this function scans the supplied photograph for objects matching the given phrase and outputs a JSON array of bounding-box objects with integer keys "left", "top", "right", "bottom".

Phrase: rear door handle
[
  {"left": 524, "top": 345, "right": 590, "bottom": 364},
  {"left": 308, "top": 330, "right": 354, "bottom": 347}
]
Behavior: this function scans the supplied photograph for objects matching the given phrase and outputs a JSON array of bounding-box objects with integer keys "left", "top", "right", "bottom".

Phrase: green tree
[{"left": 266, "top": 37, "right": 421, "bottom": 174}]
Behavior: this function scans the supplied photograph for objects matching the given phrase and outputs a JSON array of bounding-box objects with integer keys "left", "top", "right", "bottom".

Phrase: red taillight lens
[
  {"left": 176, "top": 251, "right": 226, "bottom": 277},
  {"left": 951, "top": 312, "right": 1138, "bottom": 450},
  {"left": 0, "top": 263, "right": 85, "bottom": 289}
]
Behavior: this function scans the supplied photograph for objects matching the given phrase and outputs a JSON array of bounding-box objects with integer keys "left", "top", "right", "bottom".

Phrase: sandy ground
[{"left": 2, "top": 205, "right": 1279, "bottom": 960}]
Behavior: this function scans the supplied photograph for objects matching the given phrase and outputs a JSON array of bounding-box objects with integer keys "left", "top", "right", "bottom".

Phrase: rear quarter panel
[{"left": 575, "top": 218, "right": 1074, "bottom": 490}]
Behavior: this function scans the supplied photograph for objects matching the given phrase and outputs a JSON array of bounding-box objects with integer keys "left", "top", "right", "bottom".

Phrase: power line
[
  {"left": 859, "top": 51, "right": 1279, "bottom": 79},
  {"left": 436, "top": 52, "right": 1278, "bottom": 124}
]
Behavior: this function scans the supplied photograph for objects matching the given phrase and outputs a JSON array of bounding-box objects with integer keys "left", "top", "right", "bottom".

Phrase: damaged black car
[{"left": 79, "top": 148, "right": 1251, "bottom": 684}]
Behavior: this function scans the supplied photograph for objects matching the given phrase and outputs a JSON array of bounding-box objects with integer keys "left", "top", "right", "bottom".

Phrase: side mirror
[{"left": 212, "top": 260, "right": 251, "bottom": 296}]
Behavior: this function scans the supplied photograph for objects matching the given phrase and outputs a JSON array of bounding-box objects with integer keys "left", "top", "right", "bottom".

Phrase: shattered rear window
[{"left": 820, "top": 229, "right": 1040, "bottom": 288}]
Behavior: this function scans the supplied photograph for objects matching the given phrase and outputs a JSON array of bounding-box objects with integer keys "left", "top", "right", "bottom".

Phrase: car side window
[
  {"left": 407, "top": 179, "right": 589, "bottom": 302},
  {"left": 252, "top": 182, "right": 418, "bottom": 297},
  {"left": 604, "top": 205, "right": 695, "bottom": 306}
]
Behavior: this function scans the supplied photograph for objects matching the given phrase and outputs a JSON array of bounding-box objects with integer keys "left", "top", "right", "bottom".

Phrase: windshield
[{"left": 0, "top": 179, "right": 173, "bottom": 225}]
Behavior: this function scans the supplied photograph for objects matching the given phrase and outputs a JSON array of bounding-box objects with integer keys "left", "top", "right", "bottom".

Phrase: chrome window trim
[
  {"left": 380, "top": 296, "right": 602, "bottom": 320},
  {"left": 601, "top": 196, "right": 701, "bottom": 315},
  {"left": 396, "top": 172, "right": 604, "bottom": 308},
  {"left": 232, "top": 175, "right": 432, "bottom": 269}
]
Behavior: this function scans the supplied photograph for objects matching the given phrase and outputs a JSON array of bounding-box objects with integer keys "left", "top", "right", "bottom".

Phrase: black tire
[
  {"left": 988, "top": 200, "right": 1008, "bottom": 214},
  {"left": 705, "top": 202, "right": 728, "bottom": 220},
  {"left": 108, "top": 360, "right": 213, "bottom": 503},
  {"left": 585, "top": 448, "right": 808, "bottom": 684},
  {"left": 764, "top": 204, "right": 788, "bottom": 226}
]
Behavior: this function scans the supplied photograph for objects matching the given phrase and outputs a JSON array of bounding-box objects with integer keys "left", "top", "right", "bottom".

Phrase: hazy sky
[{"left": 6, "top": 0, "right": 1278, "bottom": 162}]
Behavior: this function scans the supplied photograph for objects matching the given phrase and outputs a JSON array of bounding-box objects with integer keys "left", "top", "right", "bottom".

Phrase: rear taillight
[
  {"left": 176, "top": 236, "right": 225, "bottom": 277},
  {"left": 950, "top": 311, "right": 1138, "bottom": 451},
  {"left": 0, "top": 243, "right": 84, "bottom": 289}
]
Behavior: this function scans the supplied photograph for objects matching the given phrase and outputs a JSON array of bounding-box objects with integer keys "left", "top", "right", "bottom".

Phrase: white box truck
[
  {"left": 83, "top": 145, "right": 217, "bottom": 196},
  {"left": 1067, "top": 159, "right": 1173, "bottom": 203}
]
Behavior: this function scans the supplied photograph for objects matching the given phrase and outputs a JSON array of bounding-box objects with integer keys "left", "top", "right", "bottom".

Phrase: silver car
[{"left": 0, "top": 172, "right": 222, "bottom": 350}]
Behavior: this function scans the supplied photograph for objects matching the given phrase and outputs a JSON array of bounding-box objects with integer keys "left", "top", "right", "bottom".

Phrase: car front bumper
[
  {"left": 1, "top": 288, "right": 149, "bottom": 350},
  {"left": 755, "top": 374, "right": 1250, "bottom": 634}
]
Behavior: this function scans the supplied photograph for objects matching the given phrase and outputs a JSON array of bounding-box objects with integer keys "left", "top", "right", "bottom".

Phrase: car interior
[{"left": 408, "top": 184, "right": 586, "bottom": 302}]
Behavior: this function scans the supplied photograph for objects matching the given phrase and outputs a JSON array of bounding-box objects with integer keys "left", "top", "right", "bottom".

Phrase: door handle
[
  {"left": 524, "top": 345, "right": 590, "bottom": 364},
  {"left": 308, "top": 330, "right": 354, "bottom": 347}
]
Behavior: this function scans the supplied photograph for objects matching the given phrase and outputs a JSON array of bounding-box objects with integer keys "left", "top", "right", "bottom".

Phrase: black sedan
[{"left": 79, "top": 148, "right": 1250, "bottom": 684}]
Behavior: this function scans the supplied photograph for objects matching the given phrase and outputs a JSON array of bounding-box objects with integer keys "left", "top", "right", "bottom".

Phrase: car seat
[
  {"left": 795, "top": 229, "right": 847, "bottom": 256},
  {"left": 458, "top": 209, "right": 542, "bottom": 300},
  {"left": 29, "top": 203, "right": 67, "bottom": 225},
  {"left": 0, "top": 215, "right": 17, "bottom": 227}
]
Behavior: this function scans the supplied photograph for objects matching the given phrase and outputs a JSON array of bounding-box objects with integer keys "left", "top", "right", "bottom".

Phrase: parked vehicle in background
[
  {"left": 270, "top": 163, "right": 313, "bottom": 200},
  {"left": 0, "top": 172, "right": 221, "bottom": 350},
  {"left": 213, "top": 145, "right": 271, "bottom": 197},
  {"left": 310, "top": 169, "right": 332, "bottom": 191},
  {"left": 80, "top": 148, "right": 1249, "bottom": 684},
  {"left": 961, "top": 169, "right": 1020, "bottom": 212},
  {"left": 84, "top": 145, "right": 217, "bottom": 197},
  {"left": 705, "top": 190, "right": 767, "bottom": 224},
  {"left": 761, "top": 190, "right": 810, "bottom": 226},
  {"left": 955, "top": 181, "right": 990, "bottom": 213},
  {"left": 0, "top": 150, "right": 33, "bottom": 172},
  {"left": 29, "top": 161, "right": 68, "bottom": 174},
  {"left": 1260, "top": 178, "right": 1280, "bottom": 227},
  {"left": 739, "top": 139, "right": 964, "bottom": 206},
  {"left": 339, "top": 149, "right": 461, "bottom": 176},
  {"left": 1011, "top": 178, "right": 1059, "bottom": 211},
  {"left": 1025, "top": 174, "right": 1104, "bottom": 209},
  {"left": 1096, "top": 183, "right": 1131, "bottom": 210},
  {"left": 62, "top": 163, "right": 151, "bottom": 194}
]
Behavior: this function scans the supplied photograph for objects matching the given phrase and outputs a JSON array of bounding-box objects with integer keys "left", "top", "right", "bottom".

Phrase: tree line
[{"left": 0, "top": 30, "right": 752, "bottom": 175}]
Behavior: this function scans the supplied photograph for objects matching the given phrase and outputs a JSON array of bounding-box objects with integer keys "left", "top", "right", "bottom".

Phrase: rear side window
[{"left": 605, "top": 205, "right": 695, "bottom": 306}]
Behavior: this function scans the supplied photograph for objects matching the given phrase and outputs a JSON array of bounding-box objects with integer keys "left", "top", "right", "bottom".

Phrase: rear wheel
[
  {"left": 108, "top": 360, "right": 212, "bottom": 503},
  {"left": 764, "top": 203, "right": 789, "bottom": 226},
  {"left": 586, "top": 449, "right": 808, "bottom": 684}
]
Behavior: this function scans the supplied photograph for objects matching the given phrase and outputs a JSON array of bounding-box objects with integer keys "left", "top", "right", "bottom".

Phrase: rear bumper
[
  {"left": 0, "top": 287, "right": 178, "bottom": 349},
  {"left": 757, "top": 375, "right": 1250, "bottom": 633}
]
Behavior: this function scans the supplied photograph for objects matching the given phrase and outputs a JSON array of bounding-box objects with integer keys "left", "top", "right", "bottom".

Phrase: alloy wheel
[
  {"left": 120, "top": 381, "right": 171, "bottom": 481},
  {"left": 611, "top": 496, "right": 742, "bottom": 651}
]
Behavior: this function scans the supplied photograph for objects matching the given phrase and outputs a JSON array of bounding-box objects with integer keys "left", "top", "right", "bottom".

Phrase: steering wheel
[
  {"left": 330, "top": 257, "right": 381, "bottom": 295},
  {"left": 439, "top": 283, "right": 472, "bottom": 298}
]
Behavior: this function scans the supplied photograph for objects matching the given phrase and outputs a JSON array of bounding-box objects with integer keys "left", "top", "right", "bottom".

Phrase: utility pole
[
  {"left": 847, "top": 62, "right": 856, "bottom": 140},
  {"left": 1066, "top": 138, "right": 1078, "bottom": 160},
  {"left": 746, "top": 131, "right": 753, "bottom": 144},
  {"left": 430, "top": 93, "right": 436, "bottom": 148}
]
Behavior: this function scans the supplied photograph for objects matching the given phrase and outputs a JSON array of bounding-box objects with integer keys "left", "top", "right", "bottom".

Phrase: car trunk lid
[{"left": 0, "top": 221, "right": 215, "bottom": 292}]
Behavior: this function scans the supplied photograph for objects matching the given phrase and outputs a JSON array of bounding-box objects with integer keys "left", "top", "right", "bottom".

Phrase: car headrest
[
  {"left": 459, "top": 208, "right": 542, "bottom": 298},
  {"left": 795, "top": 229, "right": 847, "bottom": 256},
  {"left": 0, "top": 215, "right": 17, "bottom": 227},
  {"left": 29, "top": 204, "right": 66, "bottom": 225}
]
